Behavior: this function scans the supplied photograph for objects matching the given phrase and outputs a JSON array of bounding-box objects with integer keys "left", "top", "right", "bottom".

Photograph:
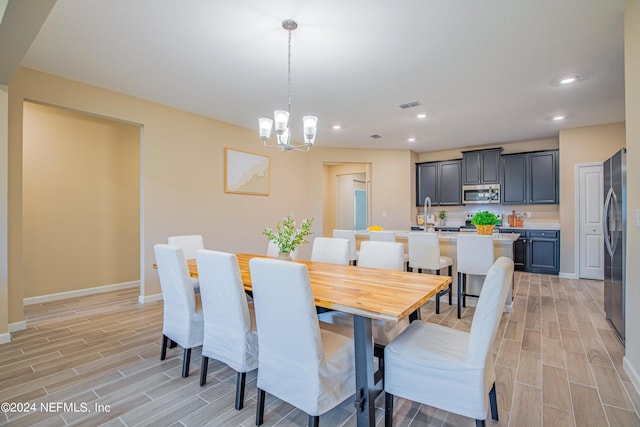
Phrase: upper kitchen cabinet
[
  {"left": 501, "top": 149, "right": 558, "bottom": 205},
  {"left": 462, "top": 148, "right": 502, "bottom": 185},
  {"left": 416, "top": 162, "right": 438, "bottom": 206},
  {"left": 416, "top": 159, "right": 462, "bottom": 206},
  {"left": 438, "top": 160, "right": 462, "bottom": 205}
]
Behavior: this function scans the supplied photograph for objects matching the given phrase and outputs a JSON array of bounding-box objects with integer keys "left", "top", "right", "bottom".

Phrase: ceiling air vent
[
  {"left": 398, "top": 101, "right": 421, "bottom": 109},
  {"left": 370, "top": 134, "right": 382, "bottom": 139}
]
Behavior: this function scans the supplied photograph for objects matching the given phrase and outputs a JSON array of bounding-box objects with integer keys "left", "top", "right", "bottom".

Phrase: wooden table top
[{"left": 184, "top": 253, "right": 451, "bottom": 322}]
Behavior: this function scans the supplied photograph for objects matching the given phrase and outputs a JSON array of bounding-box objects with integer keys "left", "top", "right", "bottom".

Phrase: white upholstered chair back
[
  {"left": 408, "top": 232, "right": 442, "bottom": 270},
  {"left": 195, "top": 249, "right": 258, "bottom": 373},
  {"left": 154, "top": 244, "right": 204, "bottom": 377},
  {"left": 456, "top": 234, "right": 494, "bottom": 275},
  {"left": 358, "top": 241, "right": 404, "bottom": 271},
  {"left": 249, "top": 257, "right": 356, "bottom": 420},
  {"left": 332, "top": 229, "right": 358, "bottom": 262},
  {"left": 154, "top": 244, "right": 199, "bottom": 340},
  {"left": 266, "top": 240, "right": 298, "bottom": 259},
  {"left": 468, "top": 257, "right": 514, "bottom": 367},
  {"left": 369, "top": 230, "right": 396, "bottom": 242},
  {"left": 311, "top": 237, "right": 350, "bottom": 265},
  {"left": 250, "top": 258, "right": 323, "bottom": 371},
  {"left": 168, "top": 235, "right": 204, "bottom": 259}
]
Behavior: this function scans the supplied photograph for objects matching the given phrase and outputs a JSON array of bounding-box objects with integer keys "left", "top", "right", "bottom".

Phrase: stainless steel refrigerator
[{"left": 603, "top": 148, "right": 626, "bottom": 344}]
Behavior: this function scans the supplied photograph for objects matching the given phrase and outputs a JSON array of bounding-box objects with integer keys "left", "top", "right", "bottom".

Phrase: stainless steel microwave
[{"left": 462, "top": 184, "right": 500, "bottom": 204}]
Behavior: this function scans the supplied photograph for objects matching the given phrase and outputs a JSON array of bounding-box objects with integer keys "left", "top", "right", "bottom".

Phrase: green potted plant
[
  {"left": 438, "top": 210, "right": 447, "bottom": 226},
  {"left": 263, "top": 215, "right": 314, "bottom": 259},
  {"left": 470, "top": 211, "right": 499, "bottom": 235}
]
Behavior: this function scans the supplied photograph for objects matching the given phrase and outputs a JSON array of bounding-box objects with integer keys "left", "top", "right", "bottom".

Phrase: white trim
[
  {"left": 623, "top": 356, "right": 640, "bottom": 396},
  {"left": 8, "top": 320, "right": 26, "bottom": 332},
  {"left": 23, "top": 281, "right": 139, "bottom": 305},
  {"left": 138, "top": 293, "right": 163, "bottom": 304},
  {"left": 0, "top": 332, "right": 10, "bottom": 344},
  {"left": 559, "top": 272, "right": 579, "bottom": 279}
]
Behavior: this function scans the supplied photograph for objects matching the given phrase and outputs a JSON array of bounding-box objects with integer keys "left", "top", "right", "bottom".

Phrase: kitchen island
[{"left": 355, "top": 230, "right": 520, "bottom": 311}]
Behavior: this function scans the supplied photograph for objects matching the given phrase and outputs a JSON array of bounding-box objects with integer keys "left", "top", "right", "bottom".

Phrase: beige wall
[
  {"left": 1, "top": 85, "right": 8, "bottom": 341},
  {"left": 624, "top": 0, "right": 640, "bottom": 391},
  {"left": 558, "top": 123, "right": 626, "bottom": 276},
  {"left": 309, "top": 148, "right": 413, "bottom": 240},
  {"left": 22, "top": 102, "right": 140, "bottom": 298},
  {"left": 6, "top": 68, "right": 416, "bottom": 327},
  {"left": 323, "top": 162, "right": 368, "bottom": 235}
]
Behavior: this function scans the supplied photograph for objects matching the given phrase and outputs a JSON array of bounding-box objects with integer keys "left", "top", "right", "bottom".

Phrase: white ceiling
[{"left": 16, "top": 0, "right": 628, "bottom": 152}]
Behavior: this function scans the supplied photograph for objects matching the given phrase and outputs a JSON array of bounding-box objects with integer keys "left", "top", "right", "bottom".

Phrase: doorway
[
  {"left": 577, "top": 163, "right": 604, "bottom": 280},
  {"left": 322, "top": 162, "right": 371, "bottom": 236}
]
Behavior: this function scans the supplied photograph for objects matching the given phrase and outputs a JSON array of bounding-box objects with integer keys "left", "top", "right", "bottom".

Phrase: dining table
[{"left": 180, "top": 253, "right": 452, "bottom": 427}]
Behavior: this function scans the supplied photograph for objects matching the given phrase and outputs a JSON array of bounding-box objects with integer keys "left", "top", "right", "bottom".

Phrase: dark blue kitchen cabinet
[
  {"left": 501, "top": 150, "right": 558, "bottom": 205},
  {"left": 501, "top": 228, "right": 560, "bottom": 274},
  {"left": 462, "top": 148, "right": 501, "bottom": 185},
  {"left": 416, "top": 160, "right": 462, "bottom": 206}
]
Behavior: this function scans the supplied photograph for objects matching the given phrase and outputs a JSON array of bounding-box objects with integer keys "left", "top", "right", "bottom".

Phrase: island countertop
[{"left": 356, "top": 230, "right": 520, "bottom": 243}]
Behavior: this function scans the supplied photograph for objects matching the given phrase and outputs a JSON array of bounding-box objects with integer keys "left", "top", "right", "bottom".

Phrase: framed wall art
[{"left": 224, "top": 148, "right": 270, "bottom": 195}]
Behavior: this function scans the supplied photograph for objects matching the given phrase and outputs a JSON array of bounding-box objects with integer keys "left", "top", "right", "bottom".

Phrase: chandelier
[{"left": 258, "top": 19, "right": 318, "bottom": 152}]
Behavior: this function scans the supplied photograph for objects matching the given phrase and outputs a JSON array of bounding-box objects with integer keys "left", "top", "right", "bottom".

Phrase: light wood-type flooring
[{"left": 1, "top": 272, "right": 639, "bottom": 426}]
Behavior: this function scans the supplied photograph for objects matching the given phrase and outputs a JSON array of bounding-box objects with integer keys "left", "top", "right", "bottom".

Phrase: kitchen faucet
[{"left": 424, "top": 196, "right": 434, "bottom": 231}]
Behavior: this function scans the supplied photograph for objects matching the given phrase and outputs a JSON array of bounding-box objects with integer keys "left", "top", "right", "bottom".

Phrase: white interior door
[
  {"left": 578, "top": 164, "right": 604, "bottom": 280},
  {"left": 336, "top": 175, "right": 355, "bottom": 229}
]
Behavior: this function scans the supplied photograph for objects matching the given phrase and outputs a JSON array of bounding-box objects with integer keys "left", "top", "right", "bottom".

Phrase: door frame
[{"left": 574, "top": 162, "right": 604, "bottom": 280}]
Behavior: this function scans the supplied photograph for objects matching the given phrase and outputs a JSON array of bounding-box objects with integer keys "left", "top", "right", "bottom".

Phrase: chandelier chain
[{"left": 287, "top": 26, "right": 292, "bottom": 114}]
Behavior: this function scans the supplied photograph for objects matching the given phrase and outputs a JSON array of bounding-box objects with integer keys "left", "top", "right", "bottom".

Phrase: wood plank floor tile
[
  {"left": 570, "top": 382, "right": 608, "bottom": 427},
  {"left": 542, "top": 365, "right": 572, "bottom": 412},
  {"left": 510, "top": 383, "right": 542, "bottom": 427},
  {"left": 603, "top": 404, "right": 640, "bottom": 427},
  {"left": 564, "top": 350, "right": 595, "bottom": 386},
  {"left": 522, "top": 329, "right": 542, "bottom": 353},
  {"left": 542, "top": 405, "right": 573, "bottom": 427},
  {"left": 541, "top": 338, "right": 565, "bottom": 368},
  {"left": 590, "top": 365, "right": 634, "bottom": 411},
  {"left": 517, "top": 350, "right": 542, "bottom": 387}
]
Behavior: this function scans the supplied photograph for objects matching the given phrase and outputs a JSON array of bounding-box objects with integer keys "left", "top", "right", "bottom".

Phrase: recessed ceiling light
[
  {"left": 552, "top": 115, "right": 566, "bottom": 121},
  {"left": 560, "top": 74, "right": 581, "bottom": 85},
  {"left": 408, "top": 138, "right": 416, "bottom": 142},
  {"left": 416, "top": 113, "right": 427, "bottom": 119},
  {"left": 332, "top": 125, "right": 341, "bottom": 130}
]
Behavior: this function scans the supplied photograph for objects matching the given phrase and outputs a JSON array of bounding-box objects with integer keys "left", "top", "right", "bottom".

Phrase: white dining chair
[
  {"left": 266, "top": 240, "right": 298, "bottom": 259},
  {"left": 332, "top": 229, "right": 359, "bottom": 265},
  {"left": 384, "top": 257, "right": 514, "bottom": 427},
  {"left": 456, "top": 234, "right": 495, "bottom": 319},
  {"left": 319, "top": 240, "right": 409, "bottom": 365},
  {"left": 368, "top": 231, "right": 409, "bottom": 267},
  {"left": 153, "top": 244, "right": 204, "bottom": 378},
  {"left": 407, "top": 232, "right": 453, "bottom": 314},
  {"left": 168, "top": 234, "right": 204, "bottom": 292},
  {"left": 249, "top": 258, "right": 356, "bottom": 427},
  {"left": 195, "top": 249, "right": 258, "bottom": 410},
  {"left": 167, "top": 234, "right": 205, "bottom": 259},
  {"left": 311, "top": 237, "right": 350, "bottom": 265}
]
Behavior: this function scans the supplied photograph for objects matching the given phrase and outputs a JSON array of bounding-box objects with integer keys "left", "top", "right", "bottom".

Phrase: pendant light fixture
[{"left": 258, "top": 19, "right": 318, "bottom": 152}]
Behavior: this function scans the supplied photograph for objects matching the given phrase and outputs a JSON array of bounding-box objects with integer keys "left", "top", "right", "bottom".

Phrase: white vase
[{"left": 278, "top": 252, "right": 292, "bottom": 261}]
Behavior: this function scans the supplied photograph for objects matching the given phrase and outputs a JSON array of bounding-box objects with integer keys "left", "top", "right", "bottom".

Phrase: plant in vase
[
  {"left": 438, "top": 210, "right": 447, "bottom": 226},
  {"left": 263, "top": 215, "right": 314, "bottom": 259},
  {"left": 471, "top": 211, "right": 500, "bottom": 235}
]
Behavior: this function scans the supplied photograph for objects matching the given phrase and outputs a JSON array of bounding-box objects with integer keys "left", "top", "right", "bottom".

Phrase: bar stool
[
  {"left": 332, "top": 229, "right": 359, "bottom": 265},
  {"left": 407, "top": 232, "right": 453, "bottom": 314},
  {"left": 369, "top": 231, "right": 409, "bottom": 269},
  {"left": 456, "top": 234, "right": 495, "bottom": 319}
]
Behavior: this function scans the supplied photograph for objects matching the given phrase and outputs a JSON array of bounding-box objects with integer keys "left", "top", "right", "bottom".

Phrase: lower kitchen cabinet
[{"left": 500, "top": 229, "right": 560, "bottom": 275}]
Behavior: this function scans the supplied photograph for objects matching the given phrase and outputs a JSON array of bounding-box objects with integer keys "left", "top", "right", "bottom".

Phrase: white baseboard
[
  {"left": 138, "top": 293, "right": 163, "bottom": 304},
  {"left": 9, "top": 320, "right": 26, "bottom": 332},
  {"left": 0, "top": 332, "right": 10, "bottom": 344},
  {"left": 623, "top": 356, "right": 640, "bottom": 396},
  {"left": 23, "top": 281, "right": 140, "bottom": 305},
  {"left": 559, "top": 272, "right": 579, "bottom": 279}
]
